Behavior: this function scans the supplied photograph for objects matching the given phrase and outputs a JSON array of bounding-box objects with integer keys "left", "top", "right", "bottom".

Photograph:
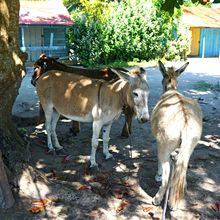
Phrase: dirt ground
[{"left": 1, "top": 58, "right": 220, "bottom": 219}]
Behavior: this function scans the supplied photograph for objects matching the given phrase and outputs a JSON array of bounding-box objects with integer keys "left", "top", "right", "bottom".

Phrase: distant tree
[{"left": 161, "top": 0, "right": 213, "bottom": 14}]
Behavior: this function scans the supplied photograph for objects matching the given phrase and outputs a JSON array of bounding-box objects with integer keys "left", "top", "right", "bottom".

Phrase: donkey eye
[{"left": 133, "top": 92, "right": 138, "bottom": 97}]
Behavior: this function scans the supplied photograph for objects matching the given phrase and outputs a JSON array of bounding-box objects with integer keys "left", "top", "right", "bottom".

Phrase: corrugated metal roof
[
  {"left": 19, "top": 0, "right": 73, "bottom": 25},
  {"left": 182, "top": 7, "right": 220, "bottom": 28}
]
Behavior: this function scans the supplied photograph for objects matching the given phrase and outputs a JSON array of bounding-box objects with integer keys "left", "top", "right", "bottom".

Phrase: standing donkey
[
  {"left": 36, "top": 68, "right": 150, "bottom": 167},
  {"left": 151, "top": 61, "right": 202, "bottom": 210},
  {"left": 32, "top": 54, "right": 135, "bottom": 137}
]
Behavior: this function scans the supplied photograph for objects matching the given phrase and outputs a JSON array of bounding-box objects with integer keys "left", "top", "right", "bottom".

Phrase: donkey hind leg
[
  {"left": 102, "top": 123, "right": 114, "bottom": 160},
  {"left": 155, "top": 159, "right": 162, "bottom": 182},
  {"left": 155, "top": 143, "right": 163, "bottom": 182},
  {"left": 153, "top": 148, "right": 171, "bottom": 206},
  {"left": 51, "top": 110, "right": 63, "bottom": 150},
  {"left": 90, "top": 121, "right": 102, "bottom": 167},
  {"left": 37, "top": 103, "right": 45, "bottom": 125},
  {"left": 70, "top": 120, "right": 80, "bottom": 135}
]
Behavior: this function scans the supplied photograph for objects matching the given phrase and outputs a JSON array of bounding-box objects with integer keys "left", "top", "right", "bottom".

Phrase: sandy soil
[{"left": 1, "top": 58, "right": 220, "bottom": 220}]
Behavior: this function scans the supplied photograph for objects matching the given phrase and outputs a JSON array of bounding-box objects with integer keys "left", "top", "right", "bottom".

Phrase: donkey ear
[
  {"left": 175, "top": 62, "right": 189, "bottom": 77},
  {"left": 158, "top": 60, "right": 167, "bottom": 77},
  {"left": 139, "top": 67, "right": 147, "bottom": 80},
  {"left": 39, "top": 53, "right": 48, "bottom": 60},
  {"left": 110, "top": 68, "right": 131, "bottom": 81}
]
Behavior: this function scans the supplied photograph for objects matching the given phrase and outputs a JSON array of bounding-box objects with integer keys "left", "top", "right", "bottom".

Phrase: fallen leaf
[
  {"left": 29, "top": 197, "right": 59, "bottom": 213},
  {"left": 116, "top": 199, "right": 129, "bottom": 213},
  {"left": 113, "top": 188, "right": 124, "bottom": 199},
  {"left": 29, "top": 205, "right": 45, "bottom": 213},
  {"left": 114, "top": 192, "right": 123, "bottom": 199},
  {"left": 123, "top": 181, "right": 132, "bottom": 188},
  {"left": 32, "top": 197, "right": 58, "bottom": 207},
  {"left": 61, "top": 155, "right": 73, "bottom": 163},
  {"left": 190, "top": 203, "right": 198, "bottom": 207},
  {"left": 78, "top": 185, "right": 92, "bottom": 190},
  {"left": 143, "top": 207, "right": 153, "bottom": 212},
  {"left": 87, "top": 211, "right": 98, "bottom": 216},
  {"left": 195, "top": 156, "right": 207, "bottom": 161},
  {"left": 211, "top": 202, "right": 220, "bottom": 212}
]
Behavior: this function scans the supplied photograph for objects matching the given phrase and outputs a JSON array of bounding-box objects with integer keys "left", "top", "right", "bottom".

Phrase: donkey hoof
[
  {"left": 120, "top": 133, "right": 129, "bottom": 138},
  {"left": 89, "top": 165, "right": 100, "bottom": 174},
  {"left": 105, "top": 153, "right": 114, "bottom": 160},
  {"left": 47, "top": 148, "right": 56, "bottom": 155},
  {"left": 155, "top": 174, "right": 162, "bottom": 182},
  {"left": 56, "top": 148, "right": 66, "bottom": 155},
  {"left": 90, "top": 162, "right": 98, "bottom": 168},
  {"left": 152, "top": 196, "right": 161, "bottom": 206}
]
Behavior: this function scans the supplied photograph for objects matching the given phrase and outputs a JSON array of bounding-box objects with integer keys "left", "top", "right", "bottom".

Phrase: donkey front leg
[
  {"left": 102, "top": 123, "right": 114, "bottom": 160},
  {"left": 90, "top": 121, "right": 102, "bottom": 167},
  {"left": 44, "top": 108, "right": 55, "bottom": 153},
  {"left": 51, "top": 110, "right": 63, "bottom": 150}
]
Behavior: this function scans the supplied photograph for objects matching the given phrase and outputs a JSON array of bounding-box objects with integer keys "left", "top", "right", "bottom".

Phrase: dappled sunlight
[
  {"left": 63, "top": 169, "right": 76, "bottom": 175},
  {"left": 75, "top": 155, "right": 89, "bottom": 164},
  {"left": 198, "top": 177, "right": 218, "bottom": 192},
  {"left": 39, "top": 206, "right": 68, "bottom": 219},
  {"left": 10, "top": 59, "right": 220, "bottom": 219},
  {"left": 35, "top": 159, "right": 48, "bottom": 169},
  {"left": 199, "top": 134, "right": 220, "bottom": 150},
  {"left": 109, "top": 144, "right": 120, "bottom": 154},
  {"left": 186, "top": 89, "right": 212, "bottom": 96},
  {"left": 18, "top": 165, "right": 50, "bottom": 199}
]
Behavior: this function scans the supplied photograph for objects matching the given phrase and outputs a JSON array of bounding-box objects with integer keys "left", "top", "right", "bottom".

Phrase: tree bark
[
  {"left": 0, "top": 0, "right": 27, "bottom": 209},
  {"left": 0, "top": 150, "right": 15, "bottom": 209}
]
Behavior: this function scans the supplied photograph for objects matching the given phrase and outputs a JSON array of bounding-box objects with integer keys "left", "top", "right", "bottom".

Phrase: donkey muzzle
[{"left": 139, "top": 116, "right": 149, "bottom": 123}]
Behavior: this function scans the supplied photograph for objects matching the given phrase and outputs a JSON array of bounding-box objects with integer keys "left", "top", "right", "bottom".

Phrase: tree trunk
[
  {"left": 0, "top": 150, "right": 15, "bottom": 209},
  {"left": 0, "top": 0, "right": 27, "bottom": 209}
]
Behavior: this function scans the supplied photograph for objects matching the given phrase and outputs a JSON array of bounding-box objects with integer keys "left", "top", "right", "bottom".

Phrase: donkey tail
[{"left": 168, "top": 128, "right": 198, "bottom": 210}]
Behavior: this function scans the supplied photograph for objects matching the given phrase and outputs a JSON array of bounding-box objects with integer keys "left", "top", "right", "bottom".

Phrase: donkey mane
[{"left": 33, "top": 54, "right": 124, "bottom": 82}]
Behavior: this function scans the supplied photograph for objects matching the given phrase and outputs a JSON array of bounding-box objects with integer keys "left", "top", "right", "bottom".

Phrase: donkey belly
[
  {"left": 59, "top": 113, "right": 93, "bottom": 123},
  {"left": 53, "top": 103, "right": 94, "bottom": 123}
]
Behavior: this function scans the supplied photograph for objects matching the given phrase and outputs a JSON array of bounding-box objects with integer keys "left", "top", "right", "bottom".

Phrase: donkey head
[
  {"left": 31, "top": 54, "right": 58, "bottom": 86},
  {"left": 111, "top": 67, "right": 150, "bottom": 123},
  {"left": 158, "top": 60, "right": 189, "bottom": 92}
]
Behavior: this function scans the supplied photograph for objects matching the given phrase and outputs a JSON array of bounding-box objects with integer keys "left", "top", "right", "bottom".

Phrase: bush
[{"left": 67, "top": 0, "right": 190, "bottom": 65}]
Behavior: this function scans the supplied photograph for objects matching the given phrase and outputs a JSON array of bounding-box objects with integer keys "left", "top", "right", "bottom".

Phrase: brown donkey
[
  {"left": 36, "top": 68, "right": 150, "bottom": 167},
  {"left": 32, "top": 54, "right": 134, "bottom": 137},
  {"left": 151, "top": 61, "right": 202, "bottom": 210}
]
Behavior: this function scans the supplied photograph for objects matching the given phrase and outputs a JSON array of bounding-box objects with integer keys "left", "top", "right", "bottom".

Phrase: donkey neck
[{"left": 109, "top": 79, "right": 130, "bottom": 107}]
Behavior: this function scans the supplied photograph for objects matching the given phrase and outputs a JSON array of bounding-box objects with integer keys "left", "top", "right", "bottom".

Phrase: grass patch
[{"left": 193, "top": 80, "right": 220, "bottom": 92}]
